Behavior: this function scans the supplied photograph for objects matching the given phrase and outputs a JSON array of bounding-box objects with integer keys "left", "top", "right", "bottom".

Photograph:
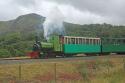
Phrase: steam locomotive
[{"left": 28, "top": 35, "right": 125, "bottom": 58}]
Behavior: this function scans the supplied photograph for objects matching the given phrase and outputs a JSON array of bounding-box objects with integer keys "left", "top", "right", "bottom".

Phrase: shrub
[{"left": 0, "top": 49, "right": 11, "bottom": 58}]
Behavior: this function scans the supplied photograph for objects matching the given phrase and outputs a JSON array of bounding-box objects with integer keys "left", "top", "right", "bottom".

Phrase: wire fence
[{"left": 0, "top": 59, "right": 125, "bottom": 83}]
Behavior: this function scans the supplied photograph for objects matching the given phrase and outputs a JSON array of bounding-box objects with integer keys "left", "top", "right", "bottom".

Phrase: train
[{"left": 28, "top": 35, "right": 125, "bottom": 58}]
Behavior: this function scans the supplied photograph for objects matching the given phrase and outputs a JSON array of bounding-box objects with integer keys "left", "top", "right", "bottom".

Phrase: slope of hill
[{"left": 0, "top": 13, "right": 45, "bottom": 35}]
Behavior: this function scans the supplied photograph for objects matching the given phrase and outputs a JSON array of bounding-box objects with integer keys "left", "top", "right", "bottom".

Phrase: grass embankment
[{"left": 0, "top": 57, "right": 125, "bottom": 83}]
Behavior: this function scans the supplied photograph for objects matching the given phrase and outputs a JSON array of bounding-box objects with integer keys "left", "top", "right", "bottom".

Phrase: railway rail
[{"left": 0, "top": 55, "right": 125, "bottom": 65}]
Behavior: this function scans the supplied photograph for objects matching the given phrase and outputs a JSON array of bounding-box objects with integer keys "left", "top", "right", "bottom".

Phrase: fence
[{"left": 0, "top": 58, "right": 125, "bottom": 83}]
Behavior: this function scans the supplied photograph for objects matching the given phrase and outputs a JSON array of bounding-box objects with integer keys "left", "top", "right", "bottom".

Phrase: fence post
[
  {"left": 54, "top": 63, "right": 57, "bottom": 83},
  {"left": 123, "top": 58, "right": 125, "bottom": 71},
  {"left": 19, "top": 64, "right": 21, "bottom": 80}
]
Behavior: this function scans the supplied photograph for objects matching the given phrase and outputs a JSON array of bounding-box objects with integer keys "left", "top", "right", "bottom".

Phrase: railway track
[{"left": 0, "top": 55, "right": 125, "bottom": 65}]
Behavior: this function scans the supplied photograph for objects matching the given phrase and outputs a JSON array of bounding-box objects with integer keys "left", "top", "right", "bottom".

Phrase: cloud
[
  {"left": 0, "top": 0, "right": 125, "bottom": 25},
  {"left": 47, "top": 0, "right": 125, "bottom": 24},
  {"left": 0, "top": 0, "right": 33, "bottom": 20},
  {"left": 13, "top": 0, "right": 36, "bottom": 7}
]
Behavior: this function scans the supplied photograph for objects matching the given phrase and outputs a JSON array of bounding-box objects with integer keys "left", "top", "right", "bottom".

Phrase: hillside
[
  {"left": 0, "top": 13, "right": 45, "bottom": 35},
  {"left": 0, "top": 13, "right": 125, "bottom": 58}
]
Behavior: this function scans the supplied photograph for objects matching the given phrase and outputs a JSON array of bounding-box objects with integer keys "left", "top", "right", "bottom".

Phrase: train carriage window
[
  {"left": 123, "top": 39, "right": 125, "bottom": 44},
  {"left": 104, "top": 39, "right": 107, "bottom": 44},
  {"left": 114, "top": 39, "right": 118, "bottom": 45},
  {"left": 85, "top": 38, "right": 86, "bottom": 44},
  {"left": 104, "top": 39, "right": 109, "bottom": 44},
  {"left": 79, "top": 38, "right": 82, "bottom": 44},
  {"left": 114, "top": 39, "right": 117, "bottom": 45},
  {"left": 108, "top": 39, "right": 110, "bottom": 44},
  {"left": 70, "top": 38, "right": 73, "bottom": 44},
  {"left": 89, "top": 39, "right": 93, "bottom": 44},
  {"left": 67, "top": 38, "right": 70, "bottom": 44},
  {"left": 115, "top": 39, "right": 118, "bottom": 45},
  {"left": 97, "top": 39, "right": 100, "bottom": 45},
  {"left": 69, "top": 38, "right": 72, "bottom": 44},
  {"left": 97, "top": 39, "right": 101, "bottom": 45},
  {"left": 120, "top": 39, "right": 123, "bottom": 44},
  {"left": 112, "top": 39, "right": 115, "bottom": 45},
  {"left": 67, "top": 38, "right": 69, "bottom": 44},
  {"left": 120, "top": 39, "right": 124, "bottom": 44},
  {"left": 82, "top": 38, "right": 85, "bottom": 44},
  {"left": 96, "top": 40, "right": 98, "bottom": 44},
  {"left": 86, "top": 39, "right": 89, "bottom": 44},
  {"left": 108, "top": 39, "right": 111, "bottom": 44},
  {"left": 88, "top": 39, "right": 91, "bottom": 44},
  {"left": 97, "top": 39, "right": 99, "bottom": 44},
  {"left": 117, "top": 39, "right": 122, "bottom": 44},
  {"left": 112, "top": 39, "right": 114, "bottom": 44},
  {"left": 77, "top": 38, "right": 79, "bottom": 44},
  {"left": 90, "top": 39, "right": 93, "bottom": 44},
  {"left": 92, "top": 39, "right": 94, "bottom": 44},
  {"left": 111, "top": 39, "right": 115, "bottom": 44},
  {"left": 106, "top": 39, "right": 110, "bottom": 44},
  {"left": 76, "top": 38, "right": 79, "bottom": 44},
  {"left": 102, "top": 39, "right": 106, "bottom": 44},
  {"left": 71, "top": 38, "right": 75, "bottom": 44},
  {"left": 93, "top": 39, "right": 96, "bottom": 44},
  {"left": 96, "top": 39, "right": 98, "bottom": 45},
  {"left": 75, "top": 38, "right": 76, "bottom": 44},
  {"left": 88, "top": 39, "right": 90, "bottom": 44},
  {"left": 89, "top": 39, "right": 91, "bottom": 44},
  {"left": 99, "top": 39, "right": 101, "bottom": 44},
  {"left": 78, "top": 38, "right": 80, "bottom": 44},
  {"left": 103, "top": 38, "right": 109, "bottom": 44}
]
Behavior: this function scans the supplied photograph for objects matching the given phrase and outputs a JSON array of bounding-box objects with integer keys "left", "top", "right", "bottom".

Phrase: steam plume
[{"left": 43, "top": 6, "right": 65, "bottom": 40}]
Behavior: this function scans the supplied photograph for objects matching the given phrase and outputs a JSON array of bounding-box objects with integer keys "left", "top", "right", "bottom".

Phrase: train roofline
[{"left": 63, "top": 36, "right": 101, "bottom": 39}]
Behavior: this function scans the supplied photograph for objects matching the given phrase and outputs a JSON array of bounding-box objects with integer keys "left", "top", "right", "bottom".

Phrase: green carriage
[
  {"left": 62, "top": 36, "right": 101, "bottom": 54},
  {"left": 101, "top": 38, "right": 125, "bottom": 53}
]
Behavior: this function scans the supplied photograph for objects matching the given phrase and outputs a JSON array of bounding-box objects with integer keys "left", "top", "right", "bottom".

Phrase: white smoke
[{"left": 43, "top": 6, "right": 65, "bottom": 40}]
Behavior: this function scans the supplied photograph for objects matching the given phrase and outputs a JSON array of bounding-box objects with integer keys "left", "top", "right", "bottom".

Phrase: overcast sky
[{"left": 0, "top": 0, "right": 125, "bottom": 25}]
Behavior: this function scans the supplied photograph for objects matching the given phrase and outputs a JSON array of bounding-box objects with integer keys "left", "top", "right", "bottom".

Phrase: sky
[{"left": 0, "top": 0, "right": 125, "bottom": 25}]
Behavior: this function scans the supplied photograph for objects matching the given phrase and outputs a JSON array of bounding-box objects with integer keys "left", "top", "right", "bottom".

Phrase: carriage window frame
[
  {"left": 123, "top": 39, "right": 125, "bottom": 44},
  {"left": 117, "top": 39, "right": 122, "bottom": 44},
  {"left": 86, "top": 39, "right": 89, "bottom": 44},
  {"left": 64, "top": 36, "right": 101, "bottom": 45},
  {"left": 97, "top": 39, "right": 99, "bottom": 45},
  {"left": 79, "top": 38, "right": 82, "bottom": 44},
  {"left": 89, "top": 39, "right": 92, "bottom": 44},
  {"left": 71, "top": 38, "right": 75, "bottom": 44},
  {"left": 82, "top": 38, "right": 85, "bottom": 44},
  {"left": 93, "top": 39, "right": 96, "bottom": 44}
]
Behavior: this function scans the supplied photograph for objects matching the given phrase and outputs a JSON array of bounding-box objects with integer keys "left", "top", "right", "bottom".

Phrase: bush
[
  {"left": 0, "top": 49, "right": 11, "bottom": 58},
  {"left": 15, "top": 50, "right": 25, "bottom": 56}
]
